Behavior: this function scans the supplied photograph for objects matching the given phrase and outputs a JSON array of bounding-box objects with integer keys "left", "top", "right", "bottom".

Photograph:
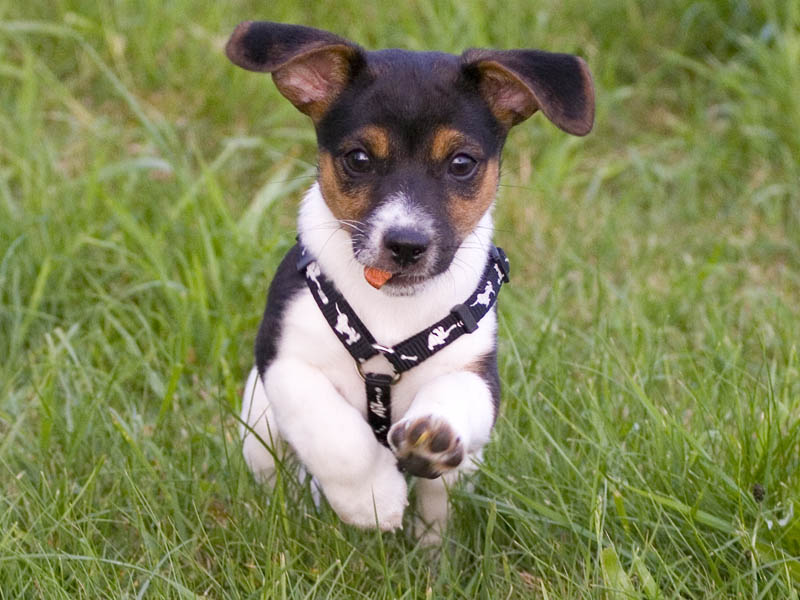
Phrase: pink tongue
[{"left": 364, "top": 266, "right": 393, "bottom": 289}]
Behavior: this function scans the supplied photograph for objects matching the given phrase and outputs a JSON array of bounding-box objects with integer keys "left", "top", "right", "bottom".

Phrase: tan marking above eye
[
  {"left": 447, "top": 158, "right": 499, "bottom": 237},
  {"left": 350, "top": 125, "right": 390, "bottom": 160},
  {"left": 430, "top": 127, "right": 469, "bottom": 163},
  {"left": 318, "top": 151, "right": 371, "bottom": 222}
]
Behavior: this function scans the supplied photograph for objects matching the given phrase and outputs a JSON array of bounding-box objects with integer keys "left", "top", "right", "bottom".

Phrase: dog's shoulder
[{"left": 255, "top": 244, "right": 307, "bottom": 374}]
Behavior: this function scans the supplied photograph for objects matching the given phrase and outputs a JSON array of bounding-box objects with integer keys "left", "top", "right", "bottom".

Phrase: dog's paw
[
  {"left": 389, "top": 416, "right": 464, "bottom": 479},
  {"left": 322, "top": 453, "right": 408, "bottom": 531}
]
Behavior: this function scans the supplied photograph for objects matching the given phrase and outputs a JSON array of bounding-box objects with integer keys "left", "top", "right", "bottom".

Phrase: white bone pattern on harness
[
  {"left": 306, "top": 262, "right": 328, "bottom": 305},
  {"left": 470, "top": 281, "right": 495, "bottom": 307},
  {"left": 334, "top": 303, "right": 361, "bottom": 345},
  {"left": 427, "top": 324, "right": 459, "bottom": 351}
]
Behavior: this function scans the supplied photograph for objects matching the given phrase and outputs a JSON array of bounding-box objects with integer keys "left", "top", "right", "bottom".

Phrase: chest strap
[{"left": 297, "top": 244, "right": 510, "bottom": 447}]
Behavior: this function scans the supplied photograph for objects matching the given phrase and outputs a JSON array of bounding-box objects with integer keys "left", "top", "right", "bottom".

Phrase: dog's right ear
[{"left": 226, "top": 21, "right": 363, "bottom": 121}]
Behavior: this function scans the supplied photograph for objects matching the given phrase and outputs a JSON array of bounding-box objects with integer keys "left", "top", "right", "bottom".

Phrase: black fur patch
[
  {"left": 226, "top": 21, "right": 356, "bottom": 73},
  {"left": 254, "top": 245, "right": 306, "bottom": 376}
]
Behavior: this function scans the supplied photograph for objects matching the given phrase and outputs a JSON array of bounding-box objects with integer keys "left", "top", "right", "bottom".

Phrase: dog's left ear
[
  {"left": 225, "top": 21, "right": 363, "bottom": 121},
  {"left": 462, "top": 49, "right": 595, "bottom": 136}
]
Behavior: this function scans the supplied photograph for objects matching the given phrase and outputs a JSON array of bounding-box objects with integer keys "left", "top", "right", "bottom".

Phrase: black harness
[{"left": 296, "top": 244, "right": 510, "bottom": 447}]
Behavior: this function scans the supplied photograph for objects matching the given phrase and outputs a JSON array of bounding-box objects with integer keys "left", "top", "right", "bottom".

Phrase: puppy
[{"left": 227, "top": 21, "right": 594, "bottom": 542}]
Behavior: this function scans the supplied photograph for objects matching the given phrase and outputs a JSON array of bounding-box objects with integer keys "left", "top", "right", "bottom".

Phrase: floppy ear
[
  {"left": 462, "top": 49, "right": 595, "bottom": 136},
  {"left": 226, "top": 21, "right": 363, "bottom": 121}
]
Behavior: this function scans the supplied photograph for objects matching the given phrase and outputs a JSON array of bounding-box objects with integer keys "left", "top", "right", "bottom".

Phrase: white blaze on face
[{"left": 361, "top": 192, "right": 435, "bottom": 264}]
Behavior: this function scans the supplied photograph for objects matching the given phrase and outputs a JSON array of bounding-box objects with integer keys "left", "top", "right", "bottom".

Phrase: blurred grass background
[{"left": 1, "top": 0, "right": 799, "bottom": 598}]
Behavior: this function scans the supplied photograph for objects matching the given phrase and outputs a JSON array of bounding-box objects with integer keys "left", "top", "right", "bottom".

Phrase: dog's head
[{"left": 226, "top": 22, "right": 594, "bottom": 293}]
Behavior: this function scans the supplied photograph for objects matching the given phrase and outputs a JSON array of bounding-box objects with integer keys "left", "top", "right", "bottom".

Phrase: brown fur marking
[
  {"left": 430, "top": 127, "right": 467, "bottom": 162},
  {"left": 448, "top": 158, "right": 499, "bottom": 237},
  {"left": 477, "top": 63, "right": 537, "bottom": 128},
  {"left": 356, "top": 125, "right": 390, "bottom": 159},
  {"left": 318, "top": 151, "right": 371, "bottom": 222}
]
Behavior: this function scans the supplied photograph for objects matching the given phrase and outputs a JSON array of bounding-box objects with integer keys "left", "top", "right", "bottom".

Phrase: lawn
[{"left": 1, "top": 0, "right": 799, "bottom": 598}]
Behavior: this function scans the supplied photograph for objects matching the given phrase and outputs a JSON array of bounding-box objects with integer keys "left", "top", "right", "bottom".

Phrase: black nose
[{"left": 384, "top": 228, "right": 429, "bottom": 267}]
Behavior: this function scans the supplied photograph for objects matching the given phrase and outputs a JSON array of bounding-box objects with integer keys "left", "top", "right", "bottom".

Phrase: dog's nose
[{"left": 384, "top": 228, "right": 429, "bottom": 267}]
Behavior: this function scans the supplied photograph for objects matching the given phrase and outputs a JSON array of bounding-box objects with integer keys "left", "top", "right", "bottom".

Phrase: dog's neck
[{"left": 297, "top": 183, "right": 495, "bottom": 343}]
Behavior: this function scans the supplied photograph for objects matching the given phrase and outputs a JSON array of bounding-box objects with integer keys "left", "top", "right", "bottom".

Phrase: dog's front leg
[
  {"left": 265, "top": 358, "right": 408, "bottom": 530},
  {"left": 389, "top": 371, "right": 495, "bottom": 476},
  {"left": 389, "top": 371, "right": 495, "bottom": 542}
]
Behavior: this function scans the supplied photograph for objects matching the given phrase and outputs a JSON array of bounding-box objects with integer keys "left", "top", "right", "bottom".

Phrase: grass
[{"left": 1, "top": 0, "right": 799, "bottom": 597}]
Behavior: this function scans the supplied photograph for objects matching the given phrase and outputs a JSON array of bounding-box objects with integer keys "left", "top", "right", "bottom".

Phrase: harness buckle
[{"left": 451, "top": 303, "right": 479, "bottom": 333}]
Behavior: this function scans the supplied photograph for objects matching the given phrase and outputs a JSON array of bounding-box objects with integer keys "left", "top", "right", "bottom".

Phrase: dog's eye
[
  {"left": 344, "top": 150, "right": 372, "bottom": 174},
  {"left": 448, "top": 154, "right": 478, "bottom": 179}
]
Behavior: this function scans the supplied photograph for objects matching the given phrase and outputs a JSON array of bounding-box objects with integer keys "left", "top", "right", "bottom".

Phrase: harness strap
[
  {"left": 364, "top": 373, "right": 394, "bottom": 446},
  {"left": 382, "top": 246, "right": 510, "bottom": 374},
  {"left": 296, "top": 247, "right": 380, "bottom": 363},
  {"left": 297, "top": 244, "right": 510, "bottom": 447}
]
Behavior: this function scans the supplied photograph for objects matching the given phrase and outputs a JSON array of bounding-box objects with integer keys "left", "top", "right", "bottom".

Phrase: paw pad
[{"left": 389, "top": 416, "right": 463, "bottom": 479}]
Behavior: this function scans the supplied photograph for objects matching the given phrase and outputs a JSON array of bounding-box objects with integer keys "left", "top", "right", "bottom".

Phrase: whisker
[
  {"left": 316, "top": 227, "right": 344, "bottom": 259},
  {"left": 498, "top": 183, "right": 536, "bottom": 191},
  {"left": 450, "top": 256, "right": 481, "bottom": 280},
  {"left": 333, "top": 218, "right": 367, "bottom": 234},
  {"left": 468, "top": 229, "right": 491, "bottom": 251}
]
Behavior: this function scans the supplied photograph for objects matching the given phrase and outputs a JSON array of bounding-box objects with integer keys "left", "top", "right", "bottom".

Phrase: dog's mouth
[
  {"left": 357, "top": 259, "right": 435, "bottom": 294},
  {"left": 353, "top": 237, "right": 457, "bottom": 293},
  {"left": 352, "top": 239, "right": 437, "bottom": 291},
  {"left": 362, "top": 265, "right": 427, "bottom": 289},
  {"left": 363, "top": 266, "right": 394, "bottom": 289},
  {"left": 347, "top": 217, "right": 455, "bottom": 293}
]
